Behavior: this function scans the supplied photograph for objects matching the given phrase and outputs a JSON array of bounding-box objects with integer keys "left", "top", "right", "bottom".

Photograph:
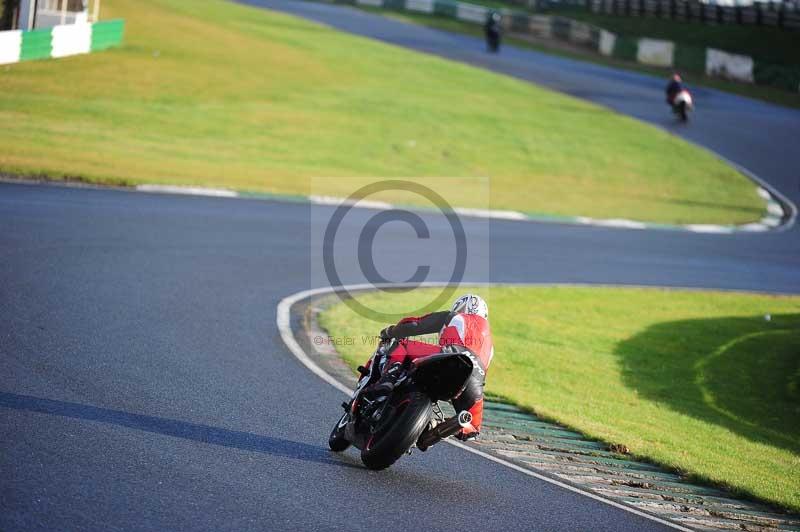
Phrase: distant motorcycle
[
  {"left": 672, "top": 88, "right": 693, "bottom": 122},
  {"left": 328, "top": 338, "right": 475, "bottom": 470},
  {"left": 485, "top": 12, "right": 501, "bottom": 53}
]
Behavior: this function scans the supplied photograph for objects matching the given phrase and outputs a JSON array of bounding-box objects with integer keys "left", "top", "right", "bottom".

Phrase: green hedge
[
  {"left": 754, "top": 62, "right": 800, "bottom": 92},
  {"left": 673, "top": 44, "right": 706, "bottom": 73},
  {"left": 434, "top": 0, "right": 457, "bottom": 17},
  {"left": 612, "top": 35, "right": 638, "bottom": 61},
  {"left": 384, "top": 0, "right": 405, "bottom": 10}
]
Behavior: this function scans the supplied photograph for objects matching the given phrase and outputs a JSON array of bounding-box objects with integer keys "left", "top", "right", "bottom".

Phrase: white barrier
[
  {"left": 568, "top": 21, "right": 593, "bottom": 45},
  {"left": 636, "top": 38, "right": 674, "bottom": 67},
  {"left": 528, "top": 15, "right": 551, "bottom": 38},
  {"left": 456, "top": 2, "right": 488, "bottom": 23},
  {"left": 706, "top": 47, "right": 754, "bottom": 82},
  {"left": 51, "top": 22, "right": 92, "bottom": 58},
  {"left": 0, "top": 30, "right": 22, "bottom": 65},
  {"left": 406, "top": 0, "right": 434, "bottom": 13},
  {"left": 599, "top": 30, "right": 616, "bottom": 56}
]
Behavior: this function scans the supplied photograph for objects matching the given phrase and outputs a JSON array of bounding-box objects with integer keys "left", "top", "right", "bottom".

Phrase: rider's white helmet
[{"left": 451, "top": 294, "right": 489, "bottom": 320}]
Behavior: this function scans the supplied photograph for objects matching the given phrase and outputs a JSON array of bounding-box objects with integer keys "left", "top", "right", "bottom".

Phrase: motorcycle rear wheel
[{"left": 361, "top": 391, "right": 432, "bottom": 470}]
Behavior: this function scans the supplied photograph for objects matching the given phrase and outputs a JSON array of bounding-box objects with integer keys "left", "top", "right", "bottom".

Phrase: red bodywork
[{"left": 375, "top": 313, "right": 494, "bottom": 436}]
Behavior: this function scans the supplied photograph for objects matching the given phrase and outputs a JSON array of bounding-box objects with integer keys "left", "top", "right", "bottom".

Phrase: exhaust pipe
[{"left": 417, "top": 411, "right": 472, "bottom": 451}]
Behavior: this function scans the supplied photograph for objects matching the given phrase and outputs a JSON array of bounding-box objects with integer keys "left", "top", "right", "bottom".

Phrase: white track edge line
[
  {"left": 4, "top": 177, "right": 791, "bottom": 234},
  {"left": 135, "top": 184, "right": 239, "bottom": 197},
  {"left": 654, "top": 133, "right": 797, "bottom": 233},
  {"left": 276, "top": 283, "right": 695, "bottom": 532},
  {"left": 277, "top": 285, "right": 353, "bottom": 396}
]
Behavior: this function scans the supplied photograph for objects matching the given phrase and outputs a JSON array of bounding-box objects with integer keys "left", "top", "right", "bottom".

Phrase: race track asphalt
[{"left": 2, "top": 2, "right": 799, "bottom": 531}]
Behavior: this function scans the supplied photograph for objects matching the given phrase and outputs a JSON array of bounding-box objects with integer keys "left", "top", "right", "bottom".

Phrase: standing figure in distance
[{"left": 485, "top": 11, "right": 502, "bottom": 53}]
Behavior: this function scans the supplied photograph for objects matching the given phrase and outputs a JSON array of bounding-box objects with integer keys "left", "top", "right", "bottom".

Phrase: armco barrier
[
  {"left": 528, "top": 15, "right": 552, "bottom": 38},
  {"left": 510, "top": 12, "right": 530, "bottom": 31},
  {"left": 551, "top": 16, "right": 572, "bottom": 40},
  {"left": 598, "top": 29, "right": 615, "bottom": 55},
  {"left": 406, "top": 0, "right": 435, "bottom": 14},
  {"left": 706, "top": 47, "right": 754, "bottom": 82},
  {"left": 636, "top": 38, "right": 674, "bottom": 67},
  {"left": 0, "top": 19, "right": 124, "bottom": 66}
]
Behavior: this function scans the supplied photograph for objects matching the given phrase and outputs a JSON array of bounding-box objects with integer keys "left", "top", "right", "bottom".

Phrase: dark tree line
[{"left": 1, "top": 0, "right": 21, "bottom": 31}]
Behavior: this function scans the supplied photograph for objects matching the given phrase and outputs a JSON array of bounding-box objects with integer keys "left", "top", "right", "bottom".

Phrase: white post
[
  {"left": 92, "top": 0, "right": 101, "bottom": 22},
  {"left": 18, "top": 0, "right": 37, "bottom": 29},
  {"left": 60, "top": 0, "right": 68, "bottom": 24}
]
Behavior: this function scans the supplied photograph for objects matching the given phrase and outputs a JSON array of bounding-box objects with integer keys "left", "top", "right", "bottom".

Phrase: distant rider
[
  {"left": 363, "top": 294, "right": 494, "bottom": 442},
  {"left": 484, "top": 11, "right": 502, "bottom": 53},
  {"left": 665, "top": 73, "right": 684, "bottom": 106}
]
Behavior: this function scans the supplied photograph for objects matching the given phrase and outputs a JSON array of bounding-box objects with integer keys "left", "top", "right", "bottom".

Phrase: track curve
[
  {"left": 2, "top": 2, "right": 800, "bottom": 531},
  {"left": 238, "top": 0, "right": 800, "bottom": 215}
]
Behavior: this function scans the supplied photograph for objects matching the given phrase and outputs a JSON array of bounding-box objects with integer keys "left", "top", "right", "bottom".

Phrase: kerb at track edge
[{"left": 276, "top": 283, "right": 695, "bottom": 532}]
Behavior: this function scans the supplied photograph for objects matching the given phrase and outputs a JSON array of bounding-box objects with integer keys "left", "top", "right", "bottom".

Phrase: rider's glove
[{"left": 379, "top": 326, "right": 395, "bottom": 340}]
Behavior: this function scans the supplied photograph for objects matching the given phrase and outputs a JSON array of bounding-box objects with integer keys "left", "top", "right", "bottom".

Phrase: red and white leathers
[{"left": 366, "top": 310, "right": 494, "bottom": 438}]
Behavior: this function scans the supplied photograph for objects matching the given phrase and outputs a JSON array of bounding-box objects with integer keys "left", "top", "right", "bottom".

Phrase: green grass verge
[
  {"left": 0, "top": 0, "right": 766, "bottom": 224},
  {"left": 371, "top": 7, "right": 800, "bottom": 109},
  {"left": 319, "top": 286, "right": 800, "bottom": 511}
]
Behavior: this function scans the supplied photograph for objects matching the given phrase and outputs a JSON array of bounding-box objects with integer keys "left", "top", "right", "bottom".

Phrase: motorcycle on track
[
  {"left": 328, "top": 338, "right": 475, "bottom": 470},
  {"left": 485, "top": 11, "right": 501, "bottom": 53},
  {"left": 672, "top": 88, "right": 693, "bottom": 122}
]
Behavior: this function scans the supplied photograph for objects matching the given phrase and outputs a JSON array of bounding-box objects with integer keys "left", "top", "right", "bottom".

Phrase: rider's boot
[{"left": 364, "top": 362, "right": 403, "bottom": 399}]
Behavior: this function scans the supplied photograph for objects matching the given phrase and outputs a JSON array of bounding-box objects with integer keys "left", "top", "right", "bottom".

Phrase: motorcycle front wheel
[
  {"left": 360, "top": 391, "right": 432, "bottom": 470},
  {"left": 328, "top": 411, "right": 351, "bottom": 452}
]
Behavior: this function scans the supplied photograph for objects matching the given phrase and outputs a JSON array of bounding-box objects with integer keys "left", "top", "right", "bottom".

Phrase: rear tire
[
  {"left": 679, "top": 102, "right": 688, "bottom": 122},
  {"left": 328, "top": 412, "right": 351, "bottom": 452},
  {"left": 360, "top": 391, "right": 432, "bottom": 470}
]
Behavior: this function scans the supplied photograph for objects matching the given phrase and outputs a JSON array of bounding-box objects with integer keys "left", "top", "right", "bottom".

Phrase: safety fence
[
  {"left": 591, "top": 30, "right": 800, "bottom": 90},
  {"left": 0, "top": 18, "right": 123, "bottom": 65},
  {"left": 333, "top": 0, "right": 800, "bottom": 91},
  {"left": 588, "top": 0, "right": 800, "bottom": 30}
]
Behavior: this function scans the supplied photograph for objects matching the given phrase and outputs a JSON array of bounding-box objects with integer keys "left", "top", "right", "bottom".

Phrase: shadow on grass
[
  {"left": 615, "top": 314, "right": 800, "bottom": 454},
  {"left": 0, "top": 391, "right": 360, "bottom": 469}
]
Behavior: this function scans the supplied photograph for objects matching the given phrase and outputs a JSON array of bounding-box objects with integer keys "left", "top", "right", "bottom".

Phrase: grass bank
[
  {"left": 319, "top": 286, "right": 800, "bottom": 511},
  {"left": 0, "top": 0, "right": 768, "bottom": 224}
]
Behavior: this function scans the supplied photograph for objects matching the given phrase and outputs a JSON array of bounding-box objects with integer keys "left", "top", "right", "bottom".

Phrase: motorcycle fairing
[{"left": 410, "top": 352, "right": 474, "bottom": 401}]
